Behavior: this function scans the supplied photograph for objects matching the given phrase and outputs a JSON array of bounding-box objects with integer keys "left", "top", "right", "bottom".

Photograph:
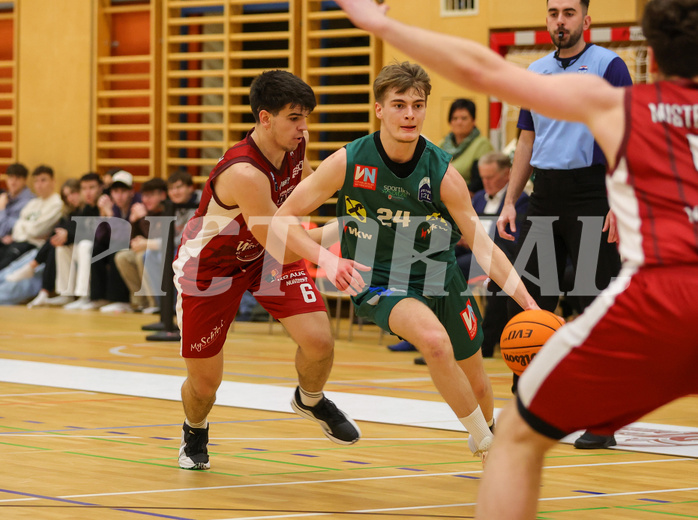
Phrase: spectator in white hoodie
[{"left": 0, "top": 165, "right": 62, "bottom": 270}]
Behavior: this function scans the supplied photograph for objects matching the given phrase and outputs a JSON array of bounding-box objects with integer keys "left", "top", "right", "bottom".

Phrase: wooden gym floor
[{"left": 0, "top": 306, "right": 696, "bottom": 520}]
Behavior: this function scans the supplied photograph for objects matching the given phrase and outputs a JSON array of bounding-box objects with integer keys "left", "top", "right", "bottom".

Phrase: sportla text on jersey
[{"left": 648, "top": 102, "right": 698, "bottom": 128}]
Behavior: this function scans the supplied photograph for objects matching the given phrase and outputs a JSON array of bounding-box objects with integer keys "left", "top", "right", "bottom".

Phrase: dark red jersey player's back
[{"left": 610, "top": 79, "right": 698, "bottom": 267}]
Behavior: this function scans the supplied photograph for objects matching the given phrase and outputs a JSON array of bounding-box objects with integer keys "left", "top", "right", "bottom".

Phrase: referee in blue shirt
[{"left": 496, "top": 0, "right": 632, "bottom": 450}]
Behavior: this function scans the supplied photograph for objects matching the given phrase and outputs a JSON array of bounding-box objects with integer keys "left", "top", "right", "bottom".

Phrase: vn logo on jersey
[
  {"left": 460, "top": 300, "right": 478, "bottom": 340},
  {"left": 354, "top": 164, "right": 378, "bottom": 190},
  {"left": 345, "top": 196, "right": 367, "bottom": 222},
  {"left": 685, "top": 205, "right": 698, "bottom": 224}
]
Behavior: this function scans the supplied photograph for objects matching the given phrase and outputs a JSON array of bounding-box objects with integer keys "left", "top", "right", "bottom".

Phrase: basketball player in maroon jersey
[
  {"left": 173, "top": 70, "right": 360, "bottom": 470},
  {"left": 334, "top": 0, "right": 698, "bottom": 516}
]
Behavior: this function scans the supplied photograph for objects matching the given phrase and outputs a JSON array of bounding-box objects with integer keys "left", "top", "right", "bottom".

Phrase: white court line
[
  {"left": 109, "top": 346, "right": 140, "bottom": 357},
  {"left": 0, "top": 435, "right": 460, "bottom": 441},
  {"left": 0, "top": 391, "right": 95, "bottom": 397},
  {"left": 341, "top": 378, "right": 433, "bottom": 383},
  {"left": 538, "top": 485, "right": 698, "bottom": 503},
  {"left": 0, "top": 470, "right": 480, "bottom": 503},
  {"left": 6, "top": 484, "right": 696, "bottom": 517},
  {"left": 222, "top": 514, "right": 325, "bottom": 520},
  {"left": 0, "top": 457, "right": 689, "bottom": 504},
  {"left": 2, "top": 359, "right": 698, "bottom": 456},
  {"left": 211, "top": 437, "right": 464, "bottom": 441},
  {"left": 215, "top": 485, "right": 698, "bottom": 520},
  {"left": 0, "top": 434, "right": 139, "bottom": 439}
]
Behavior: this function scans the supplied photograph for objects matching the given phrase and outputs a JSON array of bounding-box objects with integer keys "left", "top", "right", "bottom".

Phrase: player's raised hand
[
  {"left": 334, "top": 0, "right": 390, "bottom": 33},
  {"left": 319, "top": 250, "right": 371, "bottom": 296}
]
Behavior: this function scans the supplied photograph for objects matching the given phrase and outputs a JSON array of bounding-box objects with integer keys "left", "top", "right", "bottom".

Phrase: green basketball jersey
[{"left": 338, "top": 132, "right": 462, "bottom": 294}]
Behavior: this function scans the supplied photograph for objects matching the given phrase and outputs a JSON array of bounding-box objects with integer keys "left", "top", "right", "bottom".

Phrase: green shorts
[{"left": 352, "top": 270, "right": 484, "bottom": 361}]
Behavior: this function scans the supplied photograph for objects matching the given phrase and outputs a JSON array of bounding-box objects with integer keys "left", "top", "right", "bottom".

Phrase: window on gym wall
[
  {"left": 162, "top": 0, "right": 382, "bottom": 182},
  {"left": 441, "top": 0, "right": 478, "bottom": 17},
  {"left": 303, "top": 1, "right": 379, "bottom": 165},
  {"left": 93, "top": 1, "right": 381, "bottom": 181},
  {"left": 94, "top": 0, "right": 158, "bottom": 181}
]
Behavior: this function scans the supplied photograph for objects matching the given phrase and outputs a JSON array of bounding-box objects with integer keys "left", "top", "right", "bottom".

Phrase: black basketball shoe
[
  {"left": 574, "top": 431, "right": 617, "bottom": 449},
  {"left": 291, "top": 387, "right": 361, "bottom": 445},
  {"left": 178, "top": 421, "right": 211, "bottom": 470}
]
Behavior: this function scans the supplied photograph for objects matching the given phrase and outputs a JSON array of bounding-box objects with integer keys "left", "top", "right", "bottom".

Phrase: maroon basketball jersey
[
  {"left": 174, "top": 129, "right": 306, "bottom": 292},
  {"left": 610, "top": 80, "right": 698, "bottom": 267}
]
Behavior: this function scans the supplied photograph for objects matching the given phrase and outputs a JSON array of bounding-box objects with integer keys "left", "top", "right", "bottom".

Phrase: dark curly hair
[
  {"left": 642, "top": 0, "right": 698, "bottom": 78},
  {"left": 249, "top": 70, "right": 316, "bottom": 123}
]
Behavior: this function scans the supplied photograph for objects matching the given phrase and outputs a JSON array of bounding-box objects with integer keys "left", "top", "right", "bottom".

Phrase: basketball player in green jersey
[{"left": 274, "top": 62, "right": 538, "bottom": 459}]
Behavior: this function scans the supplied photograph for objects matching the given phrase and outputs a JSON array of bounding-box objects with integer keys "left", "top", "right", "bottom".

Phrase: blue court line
[
  {"left": 574, "top": 490, "right": 606, "bottom": 495},
  {"left": 638, "top": 498, "right": 671, "bottom": 503},
  {"left": 0, "top": 488, "right": 194, "bottom": 520},
  {"left": 5, "top": 359, "right": 698, "bottom": 458}
]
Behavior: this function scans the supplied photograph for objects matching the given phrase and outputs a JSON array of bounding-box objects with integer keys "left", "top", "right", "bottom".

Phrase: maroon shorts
[
  {"left": 517, "top": 265, "right": 698, "bottom": 439},
  {"left": 175, "top": 258, "right": 326, "bottom": 358}
]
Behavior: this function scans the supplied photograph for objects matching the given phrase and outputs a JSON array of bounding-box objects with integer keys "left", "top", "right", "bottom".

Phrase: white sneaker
[
  {"left": 64, "top": 297, "right": 93, "bottom": 310},
  {"left": 142, "top": 306, "right": 160, "bottom": 315},
  {"left": 6, "top": 263, "right": 35, "bottom": 282},
  {"left": 26, "top": 290, "right": 49, "bottom": 308},
  {"left": 100, "top": 302, "right": 133, "bottom": 313},
  {"left": 46, "top": 295, "right": 75, "bottom": 306},
  {"left": 468, "top": 434, "right": 493, "bottom": 464}
]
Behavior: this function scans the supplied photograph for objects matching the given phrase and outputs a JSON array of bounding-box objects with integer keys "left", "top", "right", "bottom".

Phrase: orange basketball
[{"left": 500, "top": 310, "right": 565, "bottom": 376}]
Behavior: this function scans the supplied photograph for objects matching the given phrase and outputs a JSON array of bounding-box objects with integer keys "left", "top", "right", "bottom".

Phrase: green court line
[
  {"left": 63, "top": 450, "right": 245, "bottom": 477},
  {"left": 0, "top": 425, "right": 55, "bottom": 432},
  {"left": 0, "top": 432, "right": 148, "bottom": 448},
  {"left": 0, "top": 440, "right": 52, "bottom": 451},
  {"left": 248, "top": 459, "right": 483, "bottom": 476},
  {"left": 617, "top": 506, "right": 698, "bottom": 518},
  {"left": 0, "top": 426, "right": 650, "bottom": 484},
  {"left": 234, "top": 454, "right": 479, "bottom": 472},
  {"left": 539, "top": 506, "right": 614, "bottom": 514},
  {"left": 538, "top": 503, "right": 698, "bottom": 519},
  {"left": 225, "top": 440, "right": 467, "bottom": 454}
]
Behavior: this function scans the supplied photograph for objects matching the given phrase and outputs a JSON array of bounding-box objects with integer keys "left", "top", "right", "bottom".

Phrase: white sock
[
  {"left": 185, "top": 417, "right": 207, "bottom": 429},
  {"left": 459, "top": 406, "right": 493, "bottom": 448},
  {"left": 299, "top": 386, "right": 323, "bottom": 407}
]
